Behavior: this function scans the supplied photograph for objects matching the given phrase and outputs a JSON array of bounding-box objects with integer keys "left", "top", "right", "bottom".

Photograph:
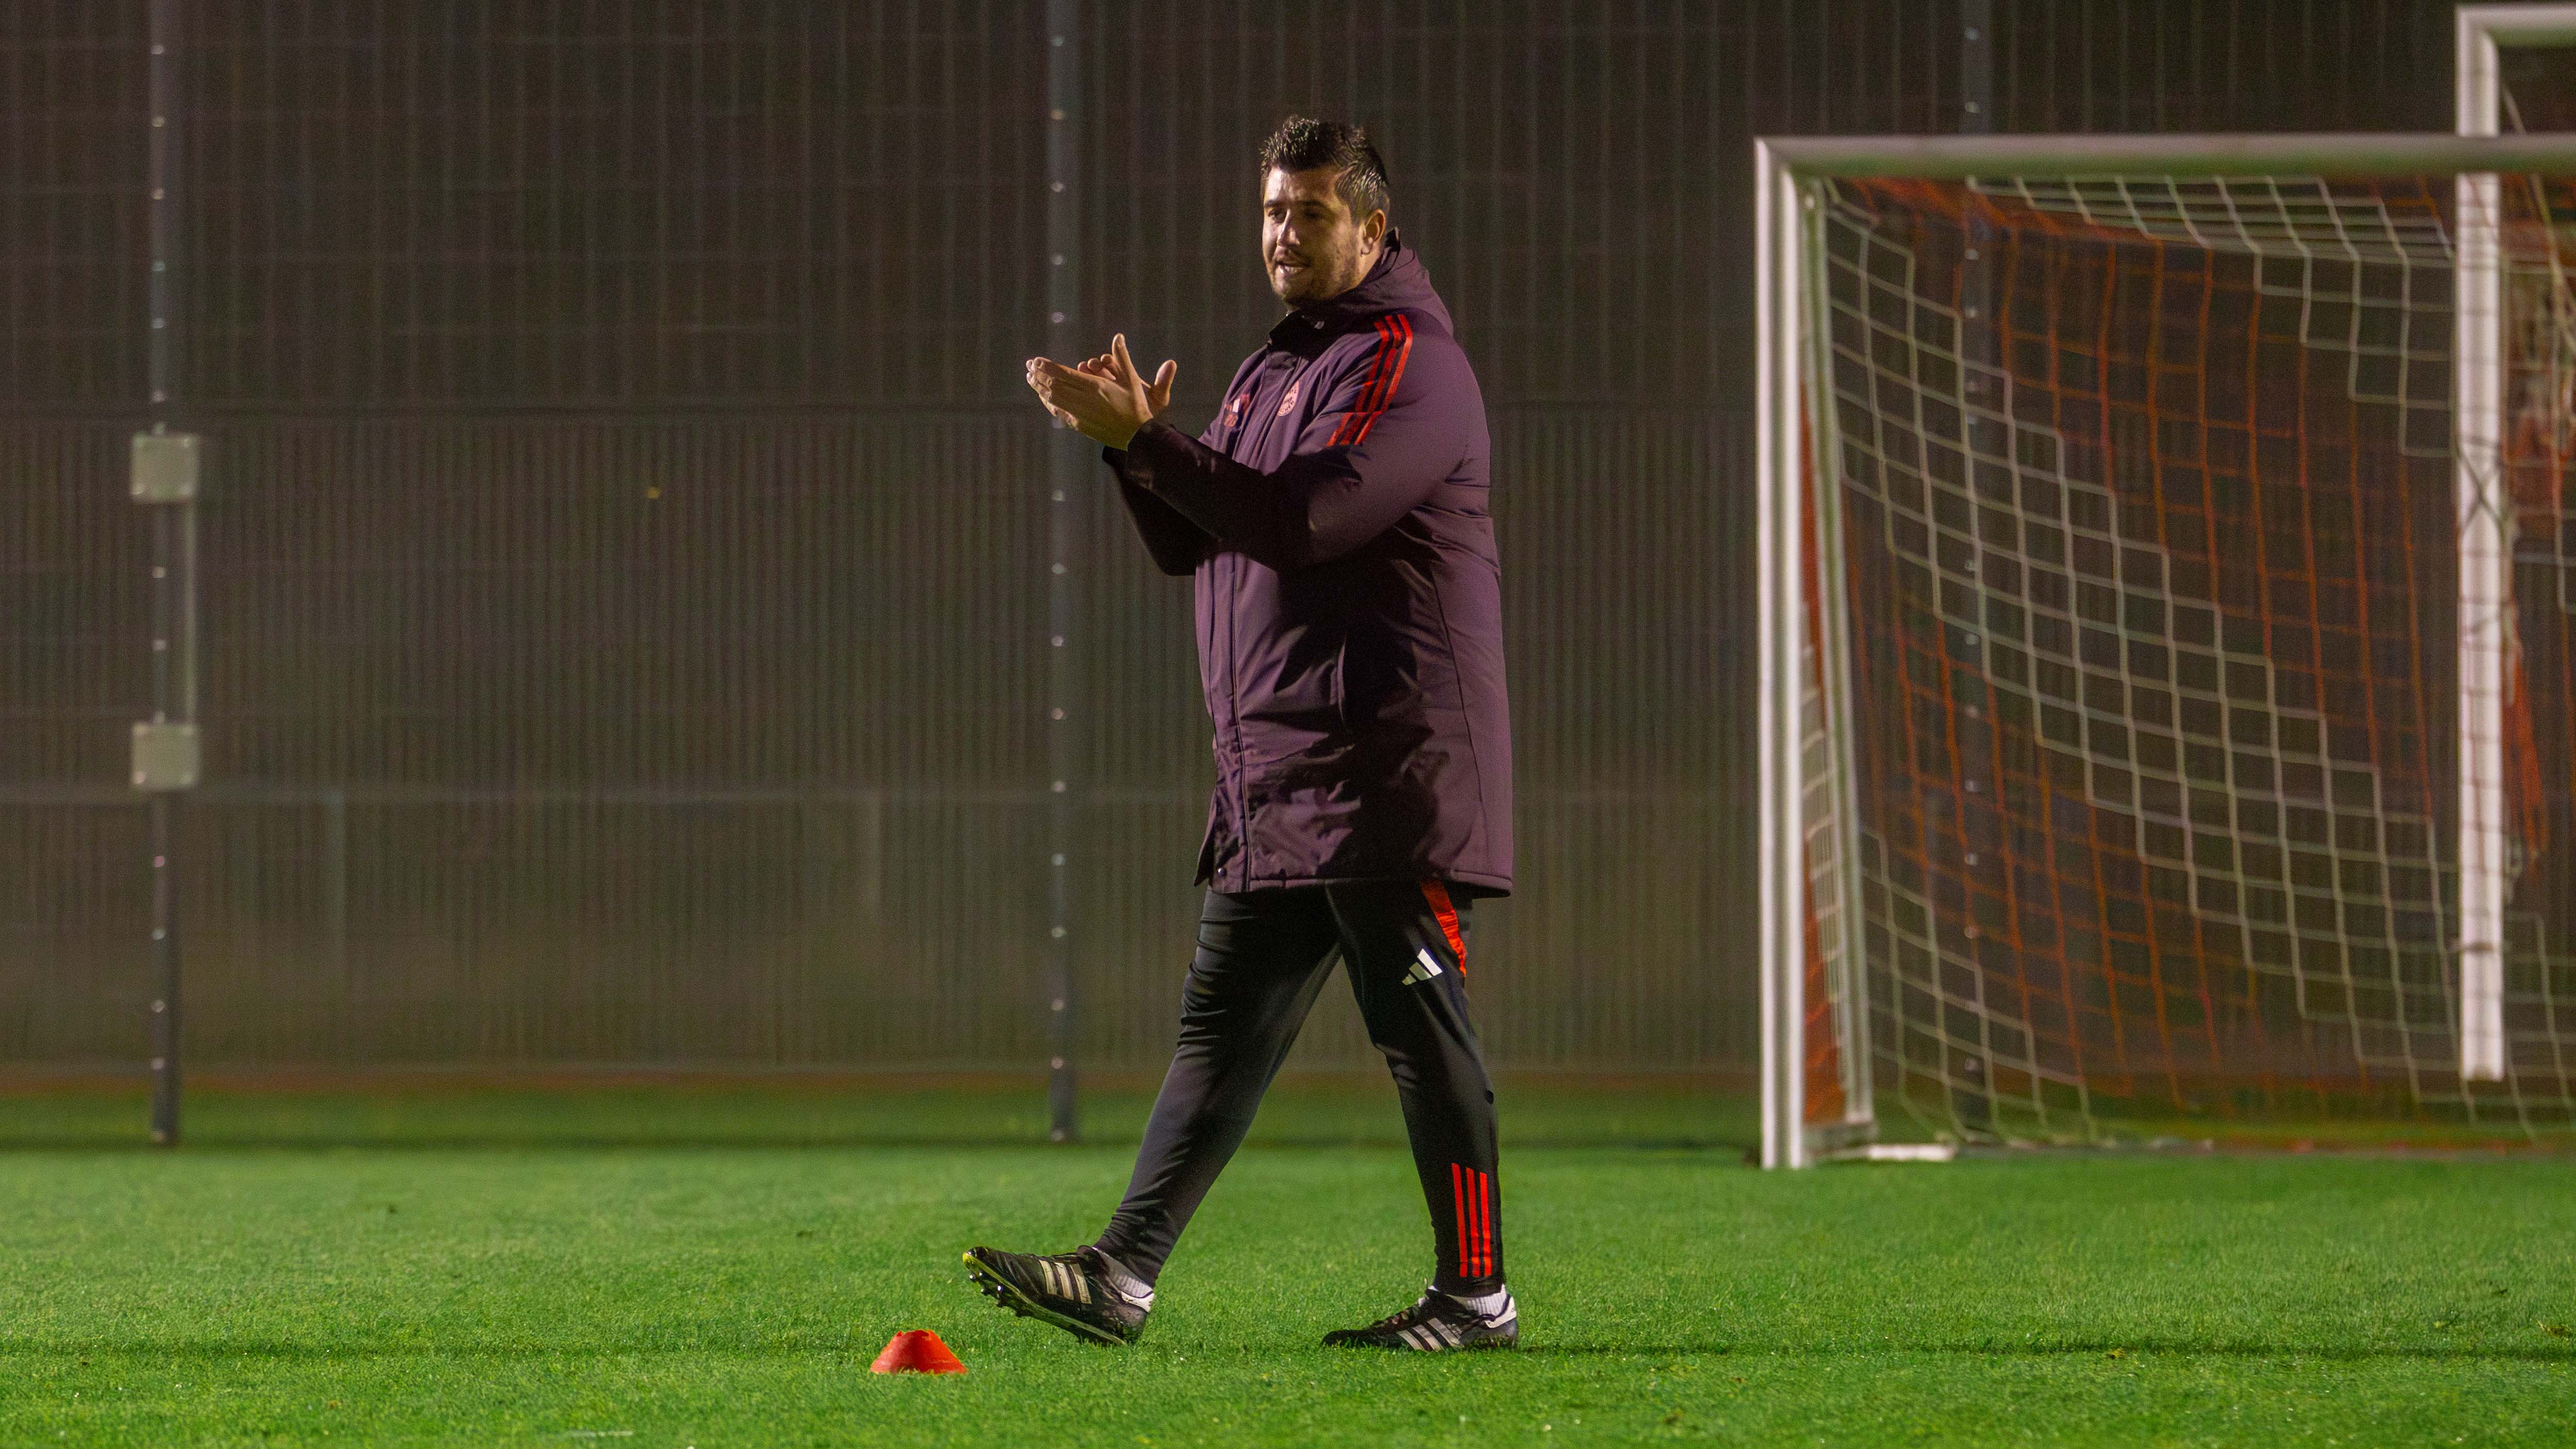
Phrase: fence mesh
[{"left": 2, "top": 0, "right": 2466, "bottom": 1078}]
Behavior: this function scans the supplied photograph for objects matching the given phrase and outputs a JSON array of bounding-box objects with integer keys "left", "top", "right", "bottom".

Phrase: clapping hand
[{"left": 1024, "top": 333, "right": 1177, "bottom": 450}]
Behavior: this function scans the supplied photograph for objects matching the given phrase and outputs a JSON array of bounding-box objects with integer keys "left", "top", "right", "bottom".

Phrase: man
[{"left": 967, "top": 116, "right": 1514, "bottom": 1353}]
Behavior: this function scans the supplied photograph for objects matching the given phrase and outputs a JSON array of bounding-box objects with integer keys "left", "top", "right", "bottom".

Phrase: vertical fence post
[
  {"left": 135, "top": 0, "right": 196, "bottom": 1147},
  {"left": 1043, "top": 0, "right": 1085, "bottom": 1143},
  {"left": 859, "top": 789, "right": 885, "bottom": 932},
  {"left": 801, "top": 791, "right": 832, "bottom": 983},
  {"left": 1947, "top": 0, "right": 1997, "bottom": 1134},
  {"left": 231, "top": 806, "right": 257, "bottom": 964},
  {"left": 324, "top": 788, "right": 348, "bottom": 993}
]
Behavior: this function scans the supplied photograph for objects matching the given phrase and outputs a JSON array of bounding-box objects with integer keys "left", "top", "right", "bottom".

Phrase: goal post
[
  {"left": 2456, "top": 1, "right": 2576, "bottom": 1100},
  {"left": 1757, "top": 132, "right": 2576, "bottom": 1168}
]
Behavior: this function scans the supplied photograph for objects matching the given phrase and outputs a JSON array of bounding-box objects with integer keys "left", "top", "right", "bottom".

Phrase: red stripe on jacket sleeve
[
  {"left": 1354, "top": 316, "right": 1405, "bottom": 417},
  {"left": 1327, "top": 317, "right": 1399, "bottom": 447},
  {"left": 1342, "top": 315, "right": 1413, "bottom": 445},
  {"left": 1323, "top": 319, "right": 1389, "bottom": 445},
  {"left": 1329, "top": 318, "right": 1411, "bottom": 447}
]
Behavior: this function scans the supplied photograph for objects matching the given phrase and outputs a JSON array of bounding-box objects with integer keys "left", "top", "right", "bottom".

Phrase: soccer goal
[{"left": 1756, "top": 126, "right": 2576, "bottom": 1167}]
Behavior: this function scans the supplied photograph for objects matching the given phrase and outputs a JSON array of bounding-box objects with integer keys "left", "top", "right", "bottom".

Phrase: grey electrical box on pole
[
  {"left": 131, "top": 721, "right": 201, "bottom": 792},
  {"left": 130, "top": 431, "right": 200, "bottom": 503}
]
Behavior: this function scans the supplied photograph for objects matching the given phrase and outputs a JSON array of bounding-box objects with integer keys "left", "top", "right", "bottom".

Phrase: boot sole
[
  {"left": 962, "top": 1249, "right": 1133, "bottom": 1347},
  {"left": 1322, "top": 1326, "right": 1519, "bottom": 1351}
]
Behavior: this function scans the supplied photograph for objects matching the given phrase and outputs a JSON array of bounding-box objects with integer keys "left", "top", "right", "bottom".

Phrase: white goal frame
[
  {"left": 1756, "top": 130, "right": 2576, "bottom": 1168},
  {"left": 2455, "top": 3, "right": 2576, "bottom": 1094}
]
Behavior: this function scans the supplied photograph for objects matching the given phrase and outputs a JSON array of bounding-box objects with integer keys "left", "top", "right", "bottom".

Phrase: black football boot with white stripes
[
  {"left": 962, "top": 1244, "right": 1150, "bottom": 1346},
  {"left": 1321, "top": 1285, "right": 1518, "bottom": 1351}
]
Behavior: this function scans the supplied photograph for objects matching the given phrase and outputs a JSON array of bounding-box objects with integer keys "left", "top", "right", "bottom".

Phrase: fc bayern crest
[{"left": 1276, "top": 380, "right": 1301, "bottom": 417}]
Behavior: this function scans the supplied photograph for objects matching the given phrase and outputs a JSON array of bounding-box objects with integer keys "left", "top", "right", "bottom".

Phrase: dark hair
[{"left": 1257, "top": 115, "right": 1390, "bottom": 223}]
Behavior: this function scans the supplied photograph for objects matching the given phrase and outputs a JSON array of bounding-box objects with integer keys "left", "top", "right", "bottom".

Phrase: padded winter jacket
[{"left": 1104, "top": 233, "right": 1512, "bottom": 896}]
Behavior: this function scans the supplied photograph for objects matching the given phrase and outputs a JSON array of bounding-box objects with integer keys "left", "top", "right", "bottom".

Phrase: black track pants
[{"left": 1093, "top": 879, "right": 1503, "bottom": 1295}]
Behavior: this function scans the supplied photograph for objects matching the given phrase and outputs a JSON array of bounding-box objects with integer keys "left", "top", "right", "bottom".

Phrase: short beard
[{"left": 1274, "top": 252, "right": 1364, "bottom": 309}]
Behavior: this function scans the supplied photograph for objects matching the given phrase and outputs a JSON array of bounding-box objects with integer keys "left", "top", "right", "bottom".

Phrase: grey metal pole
[
  {"left": 1950, "top": 0, "right": 1996, "bottom": 1138},
  {"left": 137, "top": 0, "right": 197, "bottom": 1148},
  {"left": 1042, "top": 0, "right": 1083, "bottom": 1144},
  {"left": 325, "top": 788, "right": 348, "bottom": 993}
]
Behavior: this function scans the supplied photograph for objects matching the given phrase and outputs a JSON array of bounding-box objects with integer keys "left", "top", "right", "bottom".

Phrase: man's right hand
[
  {"left": 1025, "top": 335, "right": 1176, "bottom": 450},
  {"left": 1030, "top": 339, "right": 1180, "bottom": 447},
  {"left": 1076, "top": 348, "right": 1176, "bottom": 425}
]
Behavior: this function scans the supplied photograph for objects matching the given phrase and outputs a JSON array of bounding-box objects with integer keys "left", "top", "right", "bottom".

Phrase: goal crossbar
[
  {"left": 1756, "top": 129, "right": 2576, "bottom": 1167},
  {"left": 1762, "top": 132, "right": 2576, "bottom": 179}
]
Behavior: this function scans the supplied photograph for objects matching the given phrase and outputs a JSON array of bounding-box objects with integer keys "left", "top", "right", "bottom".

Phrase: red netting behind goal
[{"left": 1803, "top": 174, "right": 2576, "bottom": 1138}]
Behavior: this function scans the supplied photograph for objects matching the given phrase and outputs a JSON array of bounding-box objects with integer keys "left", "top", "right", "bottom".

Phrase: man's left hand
[{"left": 1024, "top": 333, "right": 1176, "bottom": 450}]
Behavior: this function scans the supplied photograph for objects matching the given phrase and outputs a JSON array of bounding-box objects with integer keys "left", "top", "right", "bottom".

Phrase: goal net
[{"left": 1763, "top": 140, "right": 2576, "bottom": 1162}]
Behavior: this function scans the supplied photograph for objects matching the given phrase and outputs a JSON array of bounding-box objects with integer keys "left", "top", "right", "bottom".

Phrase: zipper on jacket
[
  {"left": 1221, "top": 343, "right": 1348, "bottom": 887},
  {"left": 1217, "top": 348, "right": 1296, "bottom": 889}
]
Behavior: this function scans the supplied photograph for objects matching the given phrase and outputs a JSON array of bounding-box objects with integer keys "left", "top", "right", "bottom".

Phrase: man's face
[{"left": 1263, "top": 166, "right": 1383, "bottom": 306}]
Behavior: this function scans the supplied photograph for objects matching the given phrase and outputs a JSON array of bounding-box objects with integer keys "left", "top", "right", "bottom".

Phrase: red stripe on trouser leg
[
  {"left": 1464, "top": 1171, "right": 1480, "bottom": 1278},
  {"left": 1473, "top": 1168, "right": 1494, "bottom": 1281},
  {"left": 1421, "top": 879, "right": 1467, "bottom": 970},
  {"left": 1477, "top": 1171, "right": 1489, "bottom": 1280},
  {"left": 1469, "top": 1170, "right": 1488, "bottom": 1278},
  {"left": 1480, "top": 1172, "right": 1493, "bottom": 1278},
  {"left": 1451, "top": 1163, "right": 1469, "bottom": 1278}
]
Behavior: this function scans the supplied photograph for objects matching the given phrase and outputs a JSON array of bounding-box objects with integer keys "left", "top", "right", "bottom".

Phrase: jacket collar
[{"left": 1266, "top": 231, "right": 1452, "bottom": 353}]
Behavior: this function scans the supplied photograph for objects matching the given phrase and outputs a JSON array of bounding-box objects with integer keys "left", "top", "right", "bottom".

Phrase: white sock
[
  {"left": 1442, "top": 1283, "right": 1510, "bottom": 1317},
  {"left": 1087, "top": 1248, "right": 1155, "bottom": 1309}
]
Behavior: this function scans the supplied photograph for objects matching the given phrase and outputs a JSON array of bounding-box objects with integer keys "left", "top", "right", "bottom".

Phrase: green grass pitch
[{"left": 3, "top": 1078, "right": 2572, "bottom": 1447}]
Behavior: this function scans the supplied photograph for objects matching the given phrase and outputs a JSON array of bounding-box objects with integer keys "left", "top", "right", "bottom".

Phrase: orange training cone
[{"left": 871, "top": 1329, "right": 967, "bottom": 1374}]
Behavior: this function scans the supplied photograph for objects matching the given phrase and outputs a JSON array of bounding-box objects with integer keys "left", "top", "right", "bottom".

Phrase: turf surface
[{"left": 4, "top": 1081, "right": 2572, "bottom": 1446}]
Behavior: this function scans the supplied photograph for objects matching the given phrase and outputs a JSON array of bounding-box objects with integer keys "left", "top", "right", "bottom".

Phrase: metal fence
[{"left": 2, "top": 0, "right": 2463, "bottom": 1076}]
